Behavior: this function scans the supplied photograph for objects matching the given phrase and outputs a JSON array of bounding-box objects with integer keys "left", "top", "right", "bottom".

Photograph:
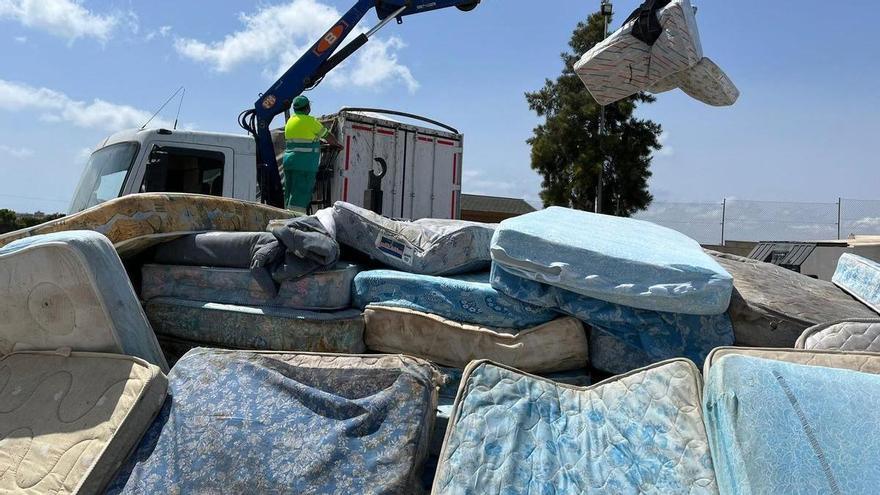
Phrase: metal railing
[{"left": 633, "top": 198, "right": 880, "bottom": 245}]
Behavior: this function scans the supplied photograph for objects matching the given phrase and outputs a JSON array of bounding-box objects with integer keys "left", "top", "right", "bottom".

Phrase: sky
[{"left": 1, "top": 0, "right": 879, "bottom": 217}]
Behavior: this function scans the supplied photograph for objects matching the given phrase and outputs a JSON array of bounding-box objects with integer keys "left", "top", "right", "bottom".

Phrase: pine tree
[{"left": 526, "top": 12, "right": 662, "bottom": 216}]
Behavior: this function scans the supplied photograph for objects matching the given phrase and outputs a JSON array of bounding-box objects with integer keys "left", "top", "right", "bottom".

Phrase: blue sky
[{"left": 1, "top": 0, "right": 878, "bottom": 214}]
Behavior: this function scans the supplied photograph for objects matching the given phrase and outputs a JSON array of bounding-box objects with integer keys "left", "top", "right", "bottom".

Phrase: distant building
[{"left": 460, "top": 194, "right": 536, "bottom": 223}]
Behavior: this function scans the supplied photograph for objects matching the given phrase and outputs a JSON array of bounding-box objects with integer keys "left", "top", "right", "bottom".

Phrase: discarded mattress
[
  {"left": 833, "top": 253, "right": 880, "bottom": 312},
  {"left": 575, "top": 0, "right": 736, "bottom": 107},
  {"left": 353, "top": 269, "right": 557, "bottom": 328},
  {"left": 363, "top": 305, "right": 588, "bottom": 373},
  {"left": 796, "top": 319, "right": 880, "bottom": 352},
  {"left": 649, "top": 57, "right": 739, "bottom": 106},
  {"left": 109, "top": 349, "right": 439, "bottom": 494},
  {"left": 491, "top": 207, "right": 733, "bottom": 315},
  {"left": 0, "top": 193, "right": 296, "bottom": 257},
  {"left": 0, "top": 351, "right": 167, "bottom": 494},
  {"left": 492, "top": 264, "right": 734, "bottom": 374},
  {"left": 0, "top": 231, "right": 168, "bottom": 370},
  {"left": 144, "top": 298, "right": 365, "bottom": 354},
  {"left": 433, "top": 359, "right": 717, "bottom": 494},
  {"left": 704, "top": 354, "right": 880, "bottom": 494},
  {"left": 333, "top": 201, "right": 495, "bottom": 275},
  {"left": 710, "top": 251, "right": 877, "bottom": 348},
  {"left": 142, "top": 262, "right": 360, "bottom": 311},
  {"left": 430, "top": 366, "right": 592, "bottom": 457},
  {"left": 704, "top": 346, "right": 880, "bottom": 376}
]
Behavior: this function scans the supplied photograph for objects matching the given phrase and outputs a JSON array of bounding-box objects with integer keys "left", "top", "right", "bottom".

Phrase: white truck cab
[
  {"left": 69, "top": 110, "right": 464, "bottom": 219},
  {"left": 70, "top": 128, "right": 257, "bottom": 214}
]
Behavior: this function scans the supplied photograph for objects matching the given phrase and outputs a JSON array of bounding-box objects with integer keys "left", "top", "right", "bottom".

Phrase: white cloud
[
  {"left": 0, "top": 0, "right": 121, "bottom": 42},
  {"left": 145, "top": 24, "right": 171, "bottom": 41},
  {"left": 0, "top": 144, "right": 34, "bottom": 158},
  {"left": 0, "top": 79, "right": 173, "bottom": 132},
  {"left": 657, "top": 131, "right": 675, "bottom": 157},
  {"left": 174, "top": 0, "right": 418, "bottom": 92},
  {"left": 13, "top": 35, "right": 26, "bottom": 43}
]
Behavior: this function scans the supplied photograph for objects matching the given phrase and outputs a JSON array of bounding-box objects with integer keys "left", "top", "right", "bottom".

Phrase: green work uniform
[{"left": 282, "top": 112, "right": 330, "bottom": 211}]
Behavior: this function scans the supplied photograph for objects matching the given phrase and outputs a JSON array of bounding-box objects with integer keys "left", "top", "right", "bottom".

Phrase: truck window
[{"left": 141, "top": 146, "right": 225, "bottom": 196}]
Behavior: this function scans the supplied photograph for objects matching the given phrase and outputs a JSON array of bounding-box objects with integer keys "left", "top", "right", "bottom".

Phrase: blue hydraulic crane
[{"left": 239, "top": 0, "right": 481, "bottom": 207}]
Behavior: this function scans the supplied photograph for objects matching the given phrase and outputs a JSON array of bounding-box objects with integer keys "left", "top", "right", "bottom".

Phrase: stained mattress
[
  {"left": 491, "top": 207, "right": 733, "bottom": 315},
  {"left": 144, "top": 298, "right": 365, "bottom": 354},
  {"left": 0, "top": 231, "right": 168, "bottom": 370},
  {"left": 0, "top": 351, "right": 167, "bottom": 494},
  {"left": 0, "top": 193, "right": 296, "bottom": 257},
  {"left": 433, "top": 359, "right": 717, "bottom": 494},
  {"left": 796, "top": 319, "right": 880, "bottom": 352},
  {"left": 649, "top": 57, "right": 739, "bottom": 107},
  {"left": 353, "top": 269, "right": 557, "bottom": 328},
  {"left": 142, "top": 262, "right": 360, "bottom": 311},
  {"left": 703, "top": 353, "right": 880, "bottom": 494},
  {"left": 333, "top": 201, "right": 495, "bottom": 275},
  {"left": 363, "top": 305, "right": 588, "bottom": 373},
  {"left": 492, "top": 264, "right": 734, "bottom": 374},
  {"left": 833, "top": 253, "right": 880, "bottom": 312},
  {"left": 704, "top": 346, "right": 880, "bottom": 376},
  {"left": 109, "top": 349, "right": 439, "bottom": 494},
  {"left": 710, "top": 251, "right": 877, "bottom": 347}
]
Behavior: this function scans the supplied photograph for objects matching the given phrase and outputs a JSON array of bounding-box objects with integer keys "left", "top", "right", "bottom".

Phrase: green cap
[{"left": 292, "top": 95, "right": 310, "bottom": 111}]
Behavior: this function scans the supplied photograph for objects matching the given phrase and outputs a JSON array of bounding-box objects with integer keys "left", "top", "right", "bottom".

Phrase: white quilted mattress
[
  {"left": 0, "top": 351, "right": 167, "bottom": 494},
  {"left": 796, "top": 319, "right": 880, "bottom": 352},
  {"left": 433, "top": 359, "right": 718, "bottom": 494}
]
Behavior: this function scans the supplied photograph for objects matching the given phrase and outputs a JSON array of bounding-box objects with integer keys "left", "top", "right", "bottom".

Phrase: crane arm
[{"left": 240, "top": 0, "right": 481, "bottom": 207}]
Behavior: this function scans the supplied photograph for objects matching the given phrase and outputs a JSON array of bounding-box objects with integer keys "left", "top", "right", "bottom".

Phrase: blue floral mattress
[
  {"left": 833, "top": 253, "right": 880, "bottom": 312},
  {"left": 0, "top": 231, "right": 168, "bottom": 371},
  {"left": 109, "top": 349, "right": 440, "bottom": 494},
  {"left": 142, "top": 262, "right": 361, "bottom": 311},
  {"left": 433, "top": 359, "right": 717, "bottom": 494},
  {"left": 353, "top": 269, "right": 557, "bottom": 329},
  {"left": 144, "top": 298, "right": 365, "bottom": 354},
  {"left": 490, "top": 207, "right": 733, "bottom": 315},
  {"left": 704, "top": 353, "right": 880, "bottom": 494},
  {"left": 491, "top": 264, "right": 734, "bottom": 374},
  {"left": 333, "top": 202, "right": 495, "bottom": 275}
]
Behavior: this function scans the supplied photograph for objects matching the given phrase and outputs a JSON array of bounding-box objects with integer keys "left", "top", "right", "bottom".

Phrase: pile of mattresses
[
  {"left": 0, "top": 231, "right": 169, "bottom": 493},
  {"left": 432, "top": 348, "right": 880, "bottom": 494},
  {"left": 139, "top": 224, "right": 366, "bottom": 364},
  {"left": 489, "top": 207, "right": 735, "bottom": 374}
]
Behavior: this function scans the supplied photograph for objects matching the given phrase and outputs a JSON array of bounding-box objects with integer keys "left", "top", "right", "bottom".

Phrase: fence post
[
  {"left": 838, "top": 197, "right": 842, "bottom": 240},
  {"left": 721, "top": 198, "right": 727, "bottom": 246}
]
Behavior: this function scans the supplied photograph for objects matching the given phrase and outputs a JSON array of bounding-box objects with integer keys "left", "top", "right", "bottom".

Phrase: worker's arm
[{"left": 323, "top": 131, "right": 342, "bottom": 149}]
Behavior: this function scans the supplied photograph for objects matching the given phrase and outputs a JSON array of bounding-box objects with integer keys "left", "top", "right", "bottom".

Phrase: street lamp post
[{"left": 595, "top": 0, "right": 613, "bottom": 214}]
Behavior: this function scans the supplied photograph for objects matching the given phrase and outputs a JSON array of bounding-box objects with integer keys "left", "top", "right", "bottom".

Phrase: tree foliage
[
  {"left": 526, "top": 12, "right": 662, "bottom": 216},
  {"left": 0, "top": 209, "right": 65, "bottom": 234}
]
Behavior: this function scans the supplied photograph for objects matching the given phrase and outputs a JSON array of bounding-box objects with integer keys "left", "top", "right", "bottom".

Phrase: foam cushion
[
  {"left": 0, "top": 231, "right": 167, "bottom": 370},
  {"left": 144, "top": 298, "right": 365, "bottom": 354},
  {"left": 109, "top": 349, "right": 439, "bottom": 494},
  {"left": 433, "top": 359, "right": 717, "bottom": 494},
  {"left": 0, "top": 351, "right": 167, "bottom": 494},
  {"left": 704, "top": 354, "right": 880, "bottom": 494},
  {"left": 353, "top": 270, "right": 557, "bottom": 329},
  {"left": 491, "top": 207, "right": 733, "bottom": 315},
  {"left": 364, "top": 305, "right": 588, "bottom": 373},
  {"left": 333, "top": 201, "right": 495, "bottom": 275}
]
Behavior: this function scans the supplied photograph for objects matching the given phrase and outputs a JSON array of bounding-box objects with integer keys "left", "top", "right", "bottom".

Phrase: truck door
[{"left": 129, "top": 143, "right": 234, "bottom": 197}]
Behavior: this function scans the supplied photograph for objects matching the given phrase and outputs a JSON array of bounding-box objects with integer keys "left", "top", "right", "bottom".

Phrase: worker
[{"left": 283, "top": 95, "right": 342, "bottom": 212}]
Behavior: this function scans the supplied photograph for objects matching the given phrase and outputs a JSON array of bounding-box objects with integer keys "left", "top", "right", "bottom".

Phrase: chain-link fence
[{"left": 634, "top": 198, "right": 880, "bottom": 245}]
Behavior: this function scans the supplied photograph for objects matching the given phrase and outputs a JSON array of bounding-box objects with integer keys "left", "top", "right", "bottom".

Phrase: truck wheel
[{"left": 457, "top": 1, "right": 479, "bottom": 12}]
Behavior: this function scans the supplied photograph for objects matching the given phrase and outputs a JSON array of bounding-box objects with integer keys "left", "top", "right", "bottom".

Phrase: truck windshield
[{"left": 68, "top": 142, "right": 139, "bottom": 213}]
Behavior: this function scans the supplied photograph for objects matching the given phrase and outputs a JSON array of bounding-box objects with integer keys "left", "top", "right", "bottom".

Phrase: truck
[
  {"left": 66, "top": 0, "right": 480, "bottom": 218},
  {"left": 68, "top": 109, "right": 464, "bottom": 219}
]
